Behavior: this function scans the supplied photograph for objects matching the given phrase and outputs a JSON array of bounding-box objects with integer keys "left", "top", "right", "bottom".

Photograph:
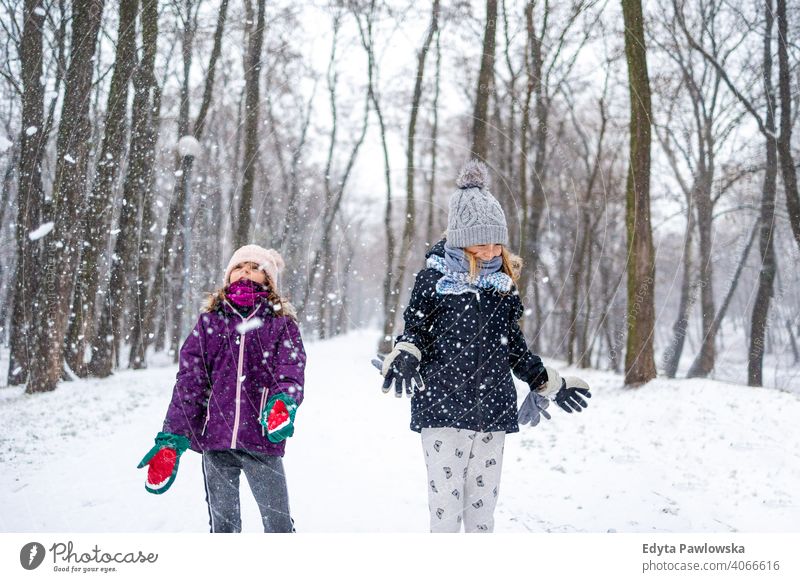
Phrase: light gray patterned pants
[{"left": 421, "top": 427, "right": 506, "bottom": 533}]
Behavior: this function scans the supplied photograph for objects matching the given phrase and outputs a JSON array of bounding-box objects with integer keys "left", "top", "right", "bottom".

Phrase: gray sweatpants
[
  {"left": 421, "top": 427, "right": 506, "bottom": 533},
  {"left": 201, "top": 450, "right": 294, "bottom": 533}
]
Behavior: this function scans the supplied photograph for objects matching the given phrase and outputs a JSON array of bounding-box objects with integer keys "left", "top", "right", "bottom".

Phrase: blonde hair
[
  {"left": 202, "top": 275, "right": 298, "bottom": 320},
  {"left": 464, "top": 246, "right": 522, "bottom": 289},
  {"left": 441, "top": 231, "right": 522, "bottom": 290}
]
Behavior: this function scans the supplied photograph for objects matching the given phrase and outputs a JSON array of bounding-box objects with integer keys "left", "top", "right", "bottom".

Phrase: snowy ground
[{"left": 1, "top": 329, "right": 799, "bottom": 533}]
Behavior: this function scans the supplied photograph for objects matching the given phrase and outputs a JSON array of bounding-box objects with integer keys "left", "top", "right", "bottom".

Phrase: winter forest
[
  {"left": 1, "top": 0, "right": 798, "bottom": 392},
  {"left": 2, "top": 0, "right": 800, "bottom": 536}
]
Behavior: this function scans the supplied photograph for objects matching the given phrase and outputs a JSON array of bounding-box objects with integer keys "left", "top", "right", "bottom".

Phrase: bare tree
[
  {"left": 565, "top": 91, "right": 609, "bottom": 368},
  {"left": 651, "top": 0, "right": 744, "bottom": 378},
  {"left": 470, "top": 0, "right": 497, "bottom": 162},
  {"left": 425, "top": 27, "right": 443, "bottom": 246},
  {"left": 28, "top": 0, "right": 105, "bottom": 393},
  {"left": 90, "top": 0, "right": 161, "bottom": 377},
  {"left": 516, "top": 1, "right": 596, "bottom": 347},
  {"left": 775, "top": 0, "right": 800, "bottom": 252},
  {"left": 746, "top": 2, "right": 778, "bottom": 387},
  {"left": 8, "top": 0, "right": 46, "bottom": 386},
  {"left": 66, "top": 0, "right": 139, "bottom": 377},
  {"left": 621, "top": 0, "right": 657, "bottom": 386},
  {"left": 130, "top": 0, "right": 230, "bottom": 370},
  {"left": 350, "top": 1, "right": 395, "bottom": 351},
  {"left": 234, "top": 0, "right": 266, "bottom": 247},
  {"left": 674, "top": 0, "right": 780, "bottom": 386},
  {"left": 380, "top": 0, "right": 440, "bottom": 353}
]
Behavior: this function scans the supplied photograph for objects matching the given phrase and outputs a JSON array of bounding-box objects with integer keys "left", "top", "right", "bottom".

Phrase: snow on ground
[{"left": 0, "top": 329, "right": 798, "bottom": 533}]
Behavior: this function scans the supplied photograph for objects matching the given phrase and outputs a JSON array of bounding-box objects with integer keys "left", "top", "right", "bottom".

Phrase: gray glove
[{"left": 518, "top": 391, "right": 552, "bottom": 427}]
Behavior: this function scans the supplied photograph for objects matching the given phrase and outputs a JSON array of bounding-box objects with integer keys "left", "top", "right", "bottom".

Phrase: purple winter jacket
[{"left": 162, "top": 297, "right": 306, "bottom": 457}]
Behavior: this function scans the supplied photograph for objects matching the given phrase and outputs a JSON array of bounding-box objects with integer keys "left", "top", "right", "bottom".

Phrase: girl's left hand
[{"left": 260, "top": 393, "right": 298, "bottom": 442}]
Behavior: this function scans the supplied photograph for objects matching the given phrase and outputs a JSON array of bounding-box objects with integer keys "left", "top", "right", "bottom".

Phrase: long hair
[
  {"left": 464, "top": 246, "right": 523, "bottom": 289},
  {"left": 441, "top": 230, "right": 523, "bottom": 289},
  {"left": 202, "top": 275, "right": 298, "bottom": 320}
]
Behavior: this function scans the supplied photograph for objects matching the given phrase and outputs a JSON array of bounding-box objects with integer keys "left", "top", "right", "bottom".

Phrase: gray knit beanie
[{"left": 447, "top": 160, "right": 509, "bottom": 247}]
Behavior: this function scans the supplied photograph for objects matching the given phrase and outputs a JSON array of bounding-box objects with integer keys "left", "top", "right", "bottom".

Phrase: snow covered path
[{"left": 1, "top": 330, "right": 798, "bottom": 533}]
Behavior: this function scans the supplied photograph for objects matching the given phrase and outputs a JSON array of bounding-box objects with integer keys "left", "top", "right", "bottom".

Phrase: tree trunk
[
  {"left": 518, "top": 0, "right": 547, "bottom": 347},
  {"left": 568, "top": 98, "right": 607, "bottom": 367},
  {"left": 621, "top": 0, "right": 657, "bottom": 386},
  {"left": 89, "top": 0, "right": 158, "bottom": 377},
  {"left": 234, "top": 0, "right": 266, "bottom": 247},
  {"left": 169, "top": 0, "right": 199, "bottom": 362},
  {"left": 66, "top": 0, "right": 138, "bottom": 377},
  {"left": 193, "top": 0, "right": 230, "bottom": 140},
  {"left": 663, "top": 202, "right": 696, "bottom": 379},
  {"left": 748, "top": 1, "right": 778, "bottom": 387},
  {"left": 686, "top": 167, "right": 716, "bottom": 377},
  {"left": 775, "top": 0, "right": 800, "bottom": 251},
  {"left": 470, "top": 0, "right": 497, "bottom": 162},
  {"left": 381, "top": 0, "right": 439, "bottom": 352},
  {"left": 0, "top": 145, "right": 19, "bottom": 346},
  {"left": 426, "top": 29, "right": 442, "bottom": 246},
  {"left": 128, "top": 79, "right": 163, "bottom": 370},
  {"left": 27, "top": 0, "right": 105, "bottom": 393},
  {"left": 130, "top": 0, "right": 227, "bottom": 369},
  {"left": 351, "top": 3, "right": 396, "bottom": 353},
  {"left": 8, "top": 0, "right": 46, "bottom": 386},
  {"left": 689, "top": 218, "right": 759, "bottom": 376},
  {"left": 787, "top": 318, "right": 799, "bottom": 365},
  {"left": 299, "top": 12, "right": 369, "bottom": 331}
]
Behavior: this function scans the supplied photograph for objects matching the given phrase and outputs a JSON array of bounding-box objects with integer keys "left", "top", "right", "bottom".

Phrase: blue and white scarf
[{"left": 427, "top": 253, "right": 513, "bottom": 295}]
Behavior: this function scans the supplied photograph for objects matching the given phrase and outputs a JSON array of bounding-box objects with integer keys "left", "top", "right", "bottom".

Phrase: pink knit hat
[{"left": 224, "top": 244, "right": 285, "bottom": 289}]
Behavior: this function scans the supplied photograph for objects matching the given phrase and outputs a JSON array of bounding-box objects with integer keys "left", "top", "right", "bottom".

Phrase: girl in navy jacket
[{"left": 376, "top": 161, "right": 591, "bottom": 533}]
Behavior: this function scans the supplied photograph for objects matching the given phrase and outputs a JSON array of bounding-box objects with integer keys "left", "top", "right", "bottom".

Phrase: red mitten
[
  {"left": 259, "top": 393, "right": 298, "bottom": 443},
  {"left": 137, "top": 432, "right": 190, "bottom": 494},
  {"left": 146, "top": 448, "right": 177, "bottom": 491}
]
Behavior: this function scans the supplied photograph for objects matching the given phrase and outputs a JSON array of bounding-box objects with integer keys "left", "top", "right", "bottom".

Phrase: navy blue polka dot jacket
[{"left": 396, "top": 239, "right": 545, "bottom": 434}]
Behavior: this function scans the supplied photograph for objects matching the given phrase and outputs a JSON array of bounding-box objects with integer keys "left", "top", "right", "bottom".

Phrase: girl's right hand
[
  {"left": 373, "top": 343, "right": 425, "bottom": 398},
  {"left": 137, "top": 432, "right": 190, "bottom": 495}
]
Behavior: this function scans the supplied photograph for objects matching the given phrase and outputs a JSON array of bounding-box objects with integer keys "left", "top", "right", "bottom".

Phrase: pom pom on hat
[
  {"left": 455, "top": 159, "right": 491, "bottom": 190},
  {"left": 224, "top": 244, "right": 285, "bottom": 288}
]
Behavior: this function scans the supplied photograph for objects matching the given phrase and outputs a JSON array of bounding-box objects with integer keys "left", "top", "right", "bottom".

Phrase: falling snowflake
[
  {"left": 28, "top": 222, "right": 54, "bottom": 240},
  {"left": 177, "top": 135, "right": 201, "bottom": 158},
  {"left": 236, "top": 317, "right": 263, "bottom": 334}
]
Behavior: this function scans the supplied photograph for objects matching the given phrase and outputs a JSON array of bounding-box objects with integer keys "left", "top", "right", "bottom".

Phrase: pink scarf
[{"left": 226, "top": 278, "right": 270, "bottom": 307}]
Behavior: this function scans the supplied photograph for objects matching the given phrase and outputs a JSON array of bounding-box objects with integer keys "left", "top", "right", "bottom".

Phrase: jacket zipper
[
  {"left": 475, "top": 290, "right": 484, "bottom": 432},
  {"left": 260, "top": 386, "right": 268, "bottom": 437},
  {"left": 202, "top": 397, "right": 211, "bottom": 436},
  {"left": 230, "top": 303, "right": 262, "bottom": 449}
]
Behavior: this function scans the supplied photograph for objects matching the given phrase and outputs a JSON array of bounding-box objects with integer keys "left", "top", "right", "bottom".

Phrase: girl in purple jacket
[{"left": 138, "top": 244, "right": 307, "bottom": 533}]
